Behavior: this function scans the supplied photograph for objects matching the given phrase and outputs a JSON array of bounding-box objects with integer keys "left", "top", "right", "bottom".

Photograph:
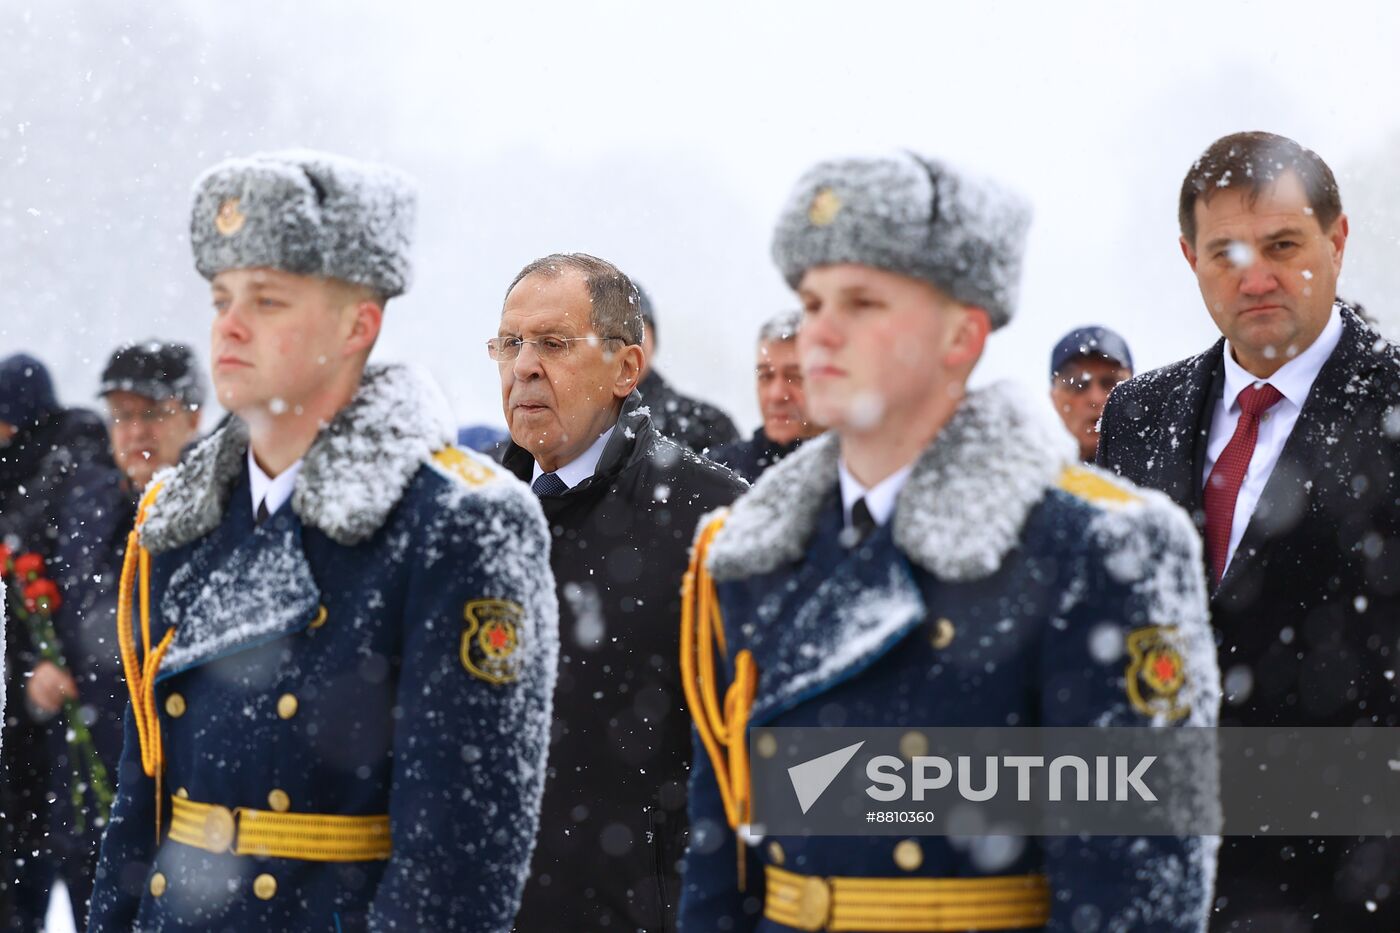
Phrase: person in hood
[
  {"left": 495, "top": 252, "right": 745, "bottom": 932},
  {"left": 710, "top": 309, "right": 824, "bottom": 482},
  {"left": 0, "top": 352, "right": 112, "bottom": 933},
  {"left": 87, "top": 150, "right": 558, "bottom": 933},
  {"left": 634, "top": 282, "right": 741, "bottom": 457},
  {"left": 679, "top": 152, "right": 1220, "bottom": 933}
]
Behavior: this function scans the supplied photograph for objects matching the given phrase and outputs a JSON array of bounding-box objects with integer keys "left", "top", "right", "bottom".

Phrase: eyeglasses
[
  {"left": 1054, "top": 372, "right": 1127, "bottom": 395},
  {"left": 486, "top": 334, "right": 626, "bottom": 362}
]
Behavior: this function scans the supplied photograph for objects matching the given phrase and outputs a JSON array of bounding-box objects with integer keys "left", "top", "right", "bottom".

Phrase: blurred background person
[
  {"left": 0, "top": 353, "right": 111, "bottom": 932},
  {"left": 1049, "top": 325, "right": 1134, "bottom": 463},
  {"left": 22, "top": 341, "right": 202, "bottom": 929},
  {"left": 634, "top": 282, "right": 740, "bottom": 457},
  {"left": 710, "top": 309, "right": 823, "bottom": 482}
]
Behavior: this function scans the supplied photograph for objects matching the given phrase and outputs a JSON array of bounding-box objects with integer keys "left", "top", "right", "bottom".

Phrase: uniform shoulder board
[
  {"left": 430, "top": 446, "right": 500, "bottom": 489},
  {"left": 1056, "top": 464, "right": 1142, "bottom": 508}
]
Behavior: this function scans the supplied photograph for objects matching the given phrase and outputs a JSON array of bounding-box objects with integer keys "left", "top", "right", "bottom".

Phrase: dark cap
[
  {"left": 100, "top": 341, "right": 205, "bottom": 409},
  {"left": 1050, "top": 326, "right": 1134, "bottom": 378}
]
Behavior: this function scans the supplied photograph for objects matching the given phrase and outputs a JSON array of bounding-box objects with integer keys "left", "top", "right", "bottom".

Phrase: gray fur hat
[
  {"left": 771, "top": 152, "right": 1032, "bottom": 329},
  {"left": 190, "top": 149, "right": 417, "bottom": 298}
]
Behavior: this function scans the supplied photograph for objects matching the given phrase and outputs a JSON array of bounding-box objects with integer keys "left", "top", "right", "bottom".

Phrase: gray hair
[
  {"left": 758, "top": 309, "right": 803, "bottom": 344},
  {"left": 505, "top": 253, "right": 645, "bottom": 346}
]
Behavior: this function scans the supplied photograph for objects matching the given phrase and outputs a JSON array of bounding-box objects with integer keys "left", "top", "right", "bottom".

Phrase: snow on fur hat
[
  {"left": 771, "top": 152, "right": 1032, "bottom": 329},
  {"left": 190, "top": 149, "right": 417, "bottom": 298}
]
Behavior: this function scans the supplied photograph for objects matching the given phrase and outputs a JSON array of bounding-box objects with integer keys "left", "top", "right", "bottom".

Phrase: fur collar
[
  {"left": 707, "top": 381, "right": 1075, "bottom": 582},
  {"left": 141, "top": 363, "right": 454, "bottom": 553}
]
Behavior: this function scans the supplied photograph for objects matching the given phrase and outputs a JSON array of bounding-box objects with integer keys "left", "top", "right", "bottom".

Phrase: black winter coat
[
  {"left": 708, "top": 427, "right": 810, "bottom": 484},
  {"left": 1098, "top": 304, "right": 1400, "bottom": 933},
  {"left": 638, "top": 370, "right": 739, "bottom": 457},
  {"left": 43, "top": 464, "right": 135, "bottom": 852},
  {"left": 503, "top": 392, "right": 746, "bottom": 933},
  {"left": 0, "top": 407, "right": 110, "bottom": 928}
]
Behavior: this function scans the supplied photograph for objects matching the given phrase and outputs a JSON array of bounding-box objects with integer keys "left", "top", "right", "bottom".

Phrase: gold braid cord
[
  {"left": 680, "top": 512, "right": 759, "bottom": 889},
  {"left": 116, "top": 482, "right": 176, "bottom": 844}
]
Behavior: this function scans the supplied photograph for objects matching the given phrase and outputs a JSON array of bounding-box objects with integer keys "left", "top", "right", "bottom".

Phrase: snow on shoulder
[
  {"left": 1059, "top": 462, "right": 1219, "bottom": 729},
  {"left": 706, "top": 381, "right": 1076, "bottom": 583},
  {"left": 141, "top": 363, "right": 456, "bottom": 552}
]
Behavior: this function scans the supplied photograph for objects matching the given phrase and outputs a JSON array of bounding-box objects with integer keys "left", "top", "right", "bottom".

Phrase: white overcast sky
[{"left": 5, "top": 0, "right": 1400, "bottom": 432}]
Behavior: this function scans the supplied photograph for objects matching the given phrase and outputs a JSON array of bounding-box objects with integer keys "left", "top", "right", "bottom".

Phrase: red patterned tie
[{"left": 1203, "top": 382, "right": 1284, "bottom": 583}]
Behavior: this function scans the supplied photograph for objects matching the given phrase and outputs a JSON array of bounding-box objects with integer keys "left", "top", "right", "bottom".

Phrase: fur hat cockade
[
  {"left": 190, "top": 149, "right": 417, "bottom": 299},
  {"left": 771, "top": 152, "right": 1031, "bottom": 329}
]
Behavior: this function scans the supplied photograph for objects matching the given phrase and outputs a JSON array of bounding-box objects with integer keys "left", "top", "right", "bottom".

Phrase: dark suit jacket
[{"left": 1098, "top": 304, "right": 1400, "bottom": 932}]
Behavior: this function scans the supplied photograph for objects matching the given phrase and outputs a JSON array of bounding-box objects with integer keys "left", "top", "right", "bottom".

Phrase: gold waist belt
[
  {"left": 764, "top": 864, "right": 1051, "bottom": 932},
  {"left": 169, "top": 795, "right": 392, "bottom": 863}
]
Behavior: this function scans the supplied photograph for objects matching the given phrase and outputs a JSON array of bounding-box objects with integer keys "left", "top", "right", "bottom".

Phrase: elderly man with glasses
[{"left": 493, "top": 252, "right": 746, "bottom": 933}]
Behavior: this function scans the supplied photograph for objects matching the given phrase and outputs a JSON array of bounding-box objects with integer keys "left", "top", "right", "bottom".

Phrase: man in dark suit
[{"left": 1098, "top": 130, "right": 1400, "bottom": 933}]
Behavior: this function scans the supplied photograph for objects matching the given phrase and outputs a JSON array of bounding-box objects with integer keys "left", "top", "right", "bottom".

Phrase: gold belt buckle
[
  {"left": 796, "top": 875, "right": 833, "bottom": 931},
  {"left": 201, "top": 804, "right": 237, "bottom": 853}
]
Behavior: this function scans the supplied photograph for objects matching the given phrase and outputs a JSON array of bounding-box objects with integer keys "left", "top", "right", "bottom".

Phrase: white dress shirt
[
  {"left": 838, "top": 459, "right": 915, "bottom": 530},
  {"left": 1202, "top": 306, "right": 1343, "bottom": 574},
  {"left": 249, "top": 448, "right": 304, "bottom": 518},
  {"left": 531, "top": 425, "right": 616, "bottom": 490}
]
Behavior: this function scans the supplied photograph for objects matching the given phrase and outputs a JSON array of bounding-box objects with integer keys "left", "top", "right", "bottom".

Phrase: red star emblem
[{"left": 1152, "top": 654, "right": 1178, "bottom": 683}]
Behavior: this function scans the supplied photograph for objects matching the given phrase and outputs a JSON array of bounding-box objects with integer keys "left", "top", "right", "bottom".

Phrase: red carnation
[
  {"left": 23, "top": 578, "right": 61, "bottom": 614},
  {"left": 0, "top": 545, "right": 10, "bottom": 570},
  {"left": 13, "top": 553, "right": 45, "bottom": 581}
]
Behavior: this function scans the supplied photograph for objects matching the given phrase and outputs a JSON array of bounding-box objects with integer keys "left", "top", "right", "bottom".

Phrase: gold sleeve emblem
[
  {"left": 462, "top": 599, "right": 524, "bottom": 685},
  {"left": 1125, "top": 625, "right": 1189, "bottom": 721}
]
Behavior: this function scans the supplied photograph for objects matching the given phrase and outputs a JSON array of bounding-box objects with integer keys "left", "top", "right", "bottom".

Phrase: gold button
[
  {"left": 309, "top": 605, "right": 328, "bottom": 630},
  {"left": 276, "top": 694, "right": 299, "bottom": 719},
  {"left": 894, "top": 838, "right": 924, "bottom": 872},
  {"left": 267, "top": 789, "right": 291, "bottom": 813},
  {"left": 149, "top": 872, "right": 167, "bottom": 897},
  {"left": 767, "top": 841, "right": 785, "bottom": 866},
  {"left": 165, "top": 693, "right": 187, "bottom": 718},
  {"left": 900, "top": 731, "right": 929, "bottom": 759},
  {"left": 796, "top": 876, "right": 832, "bottom": 929},
  {"left": 931, "top": 618, "right": 956, "bottom": 650},
  {"left": 253, "top": 873, "right": 277, "bottom": 900},
  {"left": 201, "top": 805, "right": 236, "bottom": 852},
  {"left": 756, "top": 733, "right": 778, "bottom": 759},
  {"left": 175, "top": 787, "right": 189, "bottom": 799}
]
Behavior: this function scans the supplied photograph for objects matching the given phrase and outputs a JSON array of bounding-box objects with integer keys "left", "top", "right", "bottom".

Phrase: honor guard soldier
[
  {"left": 87, "top": 150, "right": 559, "bottom": 932},
  {"left": 679, "top": 153, "right": 1221, "bottom": 932}
]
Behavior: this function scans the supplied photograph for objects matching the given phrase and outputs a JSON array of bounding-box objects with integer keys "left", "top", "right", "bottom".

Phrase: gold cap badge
[
  {"left": 215, "top": 197, "right": 246, "bottom": 237},
  {"left": 808, "top": 187, "right": 842, "bottom": 227}
]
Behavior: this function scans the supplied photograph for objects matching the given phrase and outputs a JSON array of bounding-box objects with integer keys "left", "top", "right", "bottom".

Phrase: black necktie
[
  {"left": 850, "top": 497, "right": 877, "bottom": 544},
  {"left": 532, "top": 472, "right": 568, "bottom": 498},
  {"left": 256, "top": 499, "right": 270, "bottom": 526}
]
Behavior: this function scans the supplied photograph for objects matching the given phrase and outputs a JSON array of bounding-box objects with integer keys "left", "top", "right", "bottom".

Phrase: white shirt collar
[
  {"left": 1221, "top": 305, "right": 1343, "bottom": 412},
  {"left": 248, "top": 448, "right": 304, "bottom": 518},
  {"left": 531, "top": 425, "right": 616, "bottom": 490},
  {"left": 837, "top": 458, "right": 915, "bottom": 529}
]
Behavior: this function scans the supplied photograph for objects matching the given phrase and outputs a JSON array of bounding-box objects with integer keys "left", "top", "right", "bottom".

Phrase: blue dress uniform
[
  {"left": 87, "top": 364, "right": 559, "bottom": 932},
  {"left": 679, "top": 382, "right": 1220, "bottom": 933}
]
